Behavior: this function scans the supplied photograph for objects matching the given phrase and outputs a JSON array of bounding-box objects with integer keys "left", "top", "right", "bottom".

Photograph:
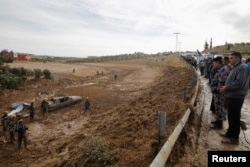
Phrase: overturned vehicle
[
  {"left": 46, "top": 96, "right": 82, "bottom": 111},
  {"left": 7, "top": 96, "right": 82, "bottom": 118}
]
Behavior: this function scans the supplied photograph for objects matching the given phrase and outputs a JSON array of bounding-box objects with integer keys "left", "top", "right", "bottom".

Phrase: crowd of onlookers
[
  {"left": 184, "top": 51, "right": 249, "bottom": 145},
  {"left": 198, "top": 55, "right": 250, "bottom": 87}
]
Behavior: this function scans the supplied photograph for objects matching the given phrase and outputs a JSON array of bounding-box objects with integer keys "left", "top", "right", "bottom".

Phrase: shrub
[
  {"left": 34, "top": 69, "right": 43, "bottom": 79},
  {"left": 0, "top": 72, "right": 22, "bottom": 89},
  {"left": 9, "top": 67, "right": 22, "bottom": 76},
  {"left": 0, "top": 57, "right": 13, "bottom": 63},
  {"left": 0, "top": 59, "right": 3, "bottom": 67},
  {"left": 0, "top": 65, "right": 10, "bottom": 73},
  {"left": 43, "top": 69, "right": 52, "bottom": 79},
  {"left": 26, "top": 69, "right": 34, "bottom": 76},
  {"left": 80, "top": 135, "right": 115, "bottom": 165}
]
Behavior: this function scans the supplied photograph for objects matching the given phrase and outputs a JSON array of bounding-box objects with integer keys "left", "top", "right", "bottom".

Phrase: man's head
[
  {"left": 213, "top": 55, "right": 223, "bottom": 69},
  {"left": 18, "top": 119, "right": 23, "bottom": 123},
  {"left": 229, "top": 51, "right": 242, "bottom": 65},
  {"left": 3, "top": 111, "right": 8, "bottom": 115}
]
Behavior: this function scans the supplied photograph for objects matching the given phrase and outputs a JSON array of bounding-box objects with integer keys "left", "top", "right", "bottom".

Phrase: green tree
[
  {"left": 226, "top": 43, "right": 233, "bottom": 50},
  {"left": 210, "top": 38, "right": 213, "bottom": 49},
  {"left": 0, "top": 49, "right": 8, "bottom": 56},
  {"left": 204, "top": 40, "right": 209, "bottom": 50},
  {"left": 43, "top": 69, "right": 52, "bottom": 79}
]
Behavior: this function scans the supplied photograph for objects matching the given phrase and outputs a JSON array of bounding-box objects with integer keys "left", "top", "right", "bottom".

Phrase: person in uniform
[
  {"left": 210, "top": 55, "right": 230, "bottom": 129},
  {"left": 8, "top": 115, "right": 16, "bottom": 144},
  {"left": 84, "top": 97, "right": 92, "bottom": 113},
  {"left": 29, "top": 100, "right": 35, "bottom": 122},
  {"left": 1, "top": 111, "right": 9, "bottom": 142},
  {"left": 15, "top": 119, "right": 28, "bottom": 149},
  {"left": 41, "top": 98, "right": 48, "bottom": 118}
]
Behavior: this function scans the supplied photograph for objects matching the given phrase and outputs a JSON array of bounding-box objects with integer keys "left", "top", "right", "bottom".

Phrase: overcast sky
[{"left": 0, "top": 0, "right": 249, "bottom": 57}]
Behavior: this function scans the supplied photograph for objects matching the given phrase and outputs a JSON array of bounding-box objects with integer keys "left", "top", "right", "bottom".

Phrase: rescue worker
[
  {"left": 15, "top": 119, "right": 28, "bottom": 149},
  {"left": 1, "top": 111, "right": 9, "bottom": 142},
  {"left": 29, "top": 100, "right": 35, "bottom": 122},
  {"left": 41, "top": 98, "right": 48, "bottom": 118},
  {"left": 84, "top": 97, "right": 92, "bottom": 113},
  {"left": 8, "top": 115, "right": 16, "bottom": 144},
  {"left": 210, "top": 55, "right": 230, "bottom": 129}
]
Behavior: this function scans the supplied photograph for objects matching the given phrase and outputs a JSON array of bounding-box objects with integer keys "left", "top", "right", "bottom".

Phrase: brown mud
[{"left": 1, "top": 55, "right": 198, "bottom": 167}]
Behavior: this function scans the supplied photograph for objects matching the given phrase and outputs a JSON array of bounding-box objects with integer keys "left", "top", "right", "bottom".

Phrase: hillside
[{"left": 204, "top": 42, "right": 250, "bottom": 58}]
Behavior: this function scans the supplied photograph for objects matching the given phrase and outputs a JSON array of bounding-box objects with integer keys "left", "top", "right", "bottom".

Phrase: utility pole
[
  {"left": 178, "top": 42, "right": 181, "bottom": 53},
  {"left": 174, "top": 32, "right": 180, "bottom": 52}
]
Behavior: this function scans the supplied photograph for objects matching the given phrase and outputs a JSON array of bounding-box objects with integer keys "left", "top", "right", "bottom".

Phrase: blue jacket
[
  {"left": 225, "top": 62, "right": 249, "bottom": 99},
  {"left": 247, "top": 62, "right": 250, "bottom": 75}
]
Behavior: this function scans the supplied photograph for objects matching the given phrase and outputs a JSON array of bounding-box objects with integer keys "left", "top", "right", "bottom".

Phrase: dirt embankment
[{"left": 0, "top": 55, "right": 196, "bottom": 167}]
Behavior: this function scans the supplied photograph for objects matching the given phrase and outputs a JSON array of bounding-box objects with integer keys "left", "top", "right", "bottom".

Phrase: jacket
[
  {"left": 225, "top": 62, "right": 249, "bottom": 99},
  {"left": 211, "top": 65, "right": 230, "bottom": 94}
]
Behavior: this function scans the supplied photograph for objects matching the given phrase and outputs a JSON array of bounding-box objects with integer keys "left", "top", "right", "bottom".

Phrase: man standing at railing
[
  {"left": 210, "top": 55, "right": 230, "bottom": 129},
  {"left": 220, "top": 51, "right": 249, "bottom": 145}
]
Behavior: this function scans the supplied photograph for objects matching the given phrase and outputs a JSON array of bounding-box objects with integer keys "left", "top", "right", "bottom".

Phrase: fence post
[
  {"left": 158, "top": 111, "right": 166, "bottom": 152},
  {"left": 183, "top": 87, "right": 188, "bottom": 102}
]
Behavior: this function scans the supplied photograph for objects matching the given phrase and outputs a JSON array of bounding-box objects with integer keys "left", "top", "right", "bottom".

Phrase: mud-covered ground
[
  {"left": 0, "top": 55, "right": 197, "bottom": 167},
  {"left": 1, "top": 55, "right": 249, "bottom": 167}
]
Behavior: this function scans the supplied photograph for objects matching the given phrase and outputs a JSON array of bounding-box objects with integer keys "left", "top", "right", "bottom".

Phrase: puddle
[{"left": 65, "top": 83, "right": 95, "bottom": 88}]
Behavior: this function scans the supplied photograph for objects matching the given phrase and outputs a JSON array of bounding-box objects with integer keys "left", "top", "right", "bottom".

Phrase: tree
[
  {"left": 210, "top": 38, "right": 213, "bottom": 49},
  {"left": 0, "top": 49, "right": 9, "bottom": 56},
  {"left": 204, "top": 40, "right": 209, "bottom": 50}
]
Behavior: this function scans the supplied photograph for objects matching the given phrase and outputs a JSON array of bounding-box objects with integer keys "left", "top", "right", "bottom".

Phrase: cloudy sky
[{"left": 0, "top": 0, "right": 249, "bottom": 57}]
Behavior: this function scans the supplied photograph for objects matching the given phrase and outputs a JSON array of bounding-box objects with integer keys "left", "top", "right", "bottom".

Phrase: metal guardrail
[
  {"left": 150, "top": 60, "right": 199, "bottom": 167},
  {"left": 150, "top": 108, "right": 192, "bottom": 167}
]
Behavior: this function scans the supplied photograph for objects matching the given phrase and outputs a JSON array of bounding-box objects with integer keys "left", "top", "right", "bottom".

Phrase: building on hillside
[{"left": 2, "top": 51, "right": 31, "bottom": 61}]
